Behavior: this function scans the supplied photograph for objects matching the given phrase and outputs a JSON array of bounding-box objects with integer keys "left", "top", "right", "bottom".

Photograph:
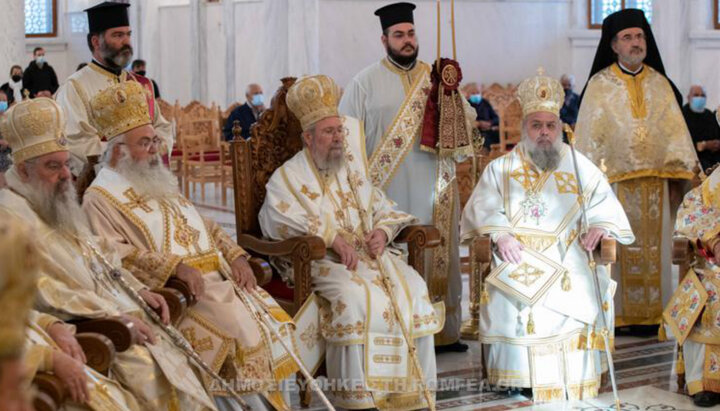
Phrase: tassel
[
  {"left": 658, "top": 321, "right": 667, "bottom": 342},
  {"left": 676, "top": 348, "right": 685, "bottom": 375},
  {"left": 561, "top": 271, "right": 571, "bottom": 292},
  {"left": 480, "top": 283, "right": 490, "bottom": 305},
  {"left": 527, "top": 311, "right": 536, "bottom": 335}
]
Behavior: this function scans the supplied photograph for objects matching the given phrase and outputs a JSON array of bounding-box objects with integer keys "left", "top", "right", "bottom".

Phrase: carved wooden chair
[
  {"left": 482, "top": 83, "right": 522, "bottom": 154},
  {"left": 219, "top": 141, "right": 234, "bottom": 207},
  {"left": 33, "top": 331, "right": 116, "bottom": 411},
  {"left": 157, "top": 98, "right": 182, "bottom": 178},
  {"left": 219, "top": 102, "right": 242, "bottom": 139}
]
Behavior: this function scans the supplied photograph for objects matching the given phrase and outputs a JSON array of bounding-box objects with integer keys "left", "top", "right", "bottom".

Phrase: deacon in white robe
[
  {"left": 0, "top": 97, "right": 215, "bottom": 410},
  {"left": 339, "top": 3, "right": 475, "bottom": 350},
  {"left": 461, "top": 70, "right": 635, "bottom": 402},
  {"left": 81, "top": 81, "right": 298, "bottom": 411},
  {"left": 260, "top": 75, "right": 444, "bottom": 410},
  {"left": 54, "top": 2, "right": 171, "bottom": 175}
]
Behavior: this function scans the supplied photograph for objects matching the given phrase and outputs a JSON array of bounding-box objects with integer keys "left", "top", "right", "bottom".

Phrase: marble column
[
  {"left": 0, "top": 0, "right": 26, "bottom": 83},
  {"left": 190, "top": 0, "right": 208, "bottom": 102}
]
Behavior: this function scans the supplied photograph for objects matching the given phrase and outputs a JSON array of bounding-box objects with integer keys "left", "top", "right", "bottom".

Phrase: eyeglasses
[
  {"left": 120, "top": 137, "right": 162, "bottom": 151},
  {"left": 319, "top": 127, "right": 349, "bottom": 139}
]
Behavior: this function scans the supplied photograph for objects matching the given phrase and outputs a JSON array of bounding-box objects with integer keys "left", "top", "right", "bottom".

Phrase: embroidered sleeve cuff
[
  {"left": 35, "top": 312, "right": 63, "bottom": 333},
  {"left": 123, "top": 252, "right": 183, "bottom": 289},
  {"left": 226, "top": 247, "right": 249, "bottom": 264},
  {"left": 323, "top": 229, "right": 337, "bottom": 248},
  {"left": 376, "top": 225, "right": 395, "bottom": 245}
]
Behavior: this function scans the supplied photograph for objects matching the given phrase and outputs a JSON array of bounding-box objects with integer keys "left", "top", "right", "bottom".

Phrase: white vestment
[
  {"left": 259, "top": 116, "right": 444, "bottom": 410},
  {"left": 339, "top": 58, "right": 469, "bottom": 345},
  {"left": 0, "top": 185, "right": 216, "bottom": 411},
  {"left": 460, "top": 143, "right": 635, "bottom": 402},
  {"left": 55, "top": 61, "right": 173, "bottom": 174}
]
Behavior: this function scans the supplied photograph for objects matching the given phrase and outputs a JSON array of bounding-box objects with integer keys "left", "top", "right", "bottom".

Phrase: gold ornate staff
[
  {"left": 78, "top": 237, "right": 252, "bottom": 410},
  {"left": 564, "top": 124, "right": 621, "bottom": 411},
  {"left": 342, "top": 141, "right": 437, "bottom": 411}
]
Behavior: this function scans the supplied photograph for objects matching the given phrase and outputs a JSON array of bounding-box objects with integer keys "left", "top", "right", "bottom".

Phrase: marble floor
[{"left": 188, "top": 184, "right": 705, "bottom": 411}]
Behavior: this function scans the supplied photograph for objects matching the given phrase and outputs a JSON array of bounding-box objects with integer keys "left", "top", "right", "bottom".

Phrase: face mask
[
  {"left": 35, "top": 56, "right": 45, "bottom": 65},
  {"left": 251, "top": 93, "right": 264, "bottom": 107},
  {"left": 469, "top": 94, "right": 482, "bottom": 104},
  {"left": 0, "top": 101, "right": 8, "bottom": 113},
  {"left": 136, "top": 70, "right": 146, "bottom": 77},
  {"left": 11, "top": 75, "right": 21, "bottom": 82},
  {"left": 690, "top": 96, "right": 707, "bottom": 113}
]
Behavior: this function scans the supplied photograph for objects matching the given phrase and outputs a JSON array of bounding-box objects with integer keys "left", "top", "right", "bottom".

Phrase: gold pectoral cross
[{"left": 122, "top": 188, "right": 152, "bottom": 213}]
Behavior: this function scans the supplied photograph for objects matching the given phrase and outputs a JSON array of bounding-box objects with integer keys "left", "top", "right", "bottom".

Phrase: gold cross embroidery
[
  {"left": 508, "top": 263, "right": 544, "bottom": 287},
  {"left": 300, "top": 185, "right": 320, "bottom": 200},
  {"left": 554, "top": 172, "right": 579, "bottom": 195},
  {"left": 181, "top": 327, "right": 214, "bottom": 352},
  {"left": 122, "top": 188, "right": 152, "bottom": 212},
  {"left": 510, "top": 162, "right": 540, "bottom": 191}
]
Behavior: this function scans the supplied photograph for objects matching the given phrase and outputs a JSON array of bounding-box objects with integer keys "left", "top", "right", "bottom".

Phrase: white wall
[{"left": 17, "top": 0, "right": 720, "bottom": 109}]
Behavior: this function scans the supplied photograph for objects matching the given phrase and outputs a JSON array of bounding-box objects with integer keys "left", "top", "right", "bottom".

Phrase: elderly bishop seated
[
  {"left": 259, "top": 75, "right": 444, "bottom": 410},
  {"left": 0, "top": 97, "right": 216, "bottom": 410},
  {"left": 81, "top": 81, "right": 298, "bottom": 411},
  {"left": 460, "top": 69, "right": 635, "bottom": 402}
]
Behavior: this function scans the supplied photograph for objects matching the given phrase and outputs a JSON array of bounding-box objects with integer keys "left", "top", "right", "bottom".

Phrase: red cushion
[
  {"left": 187, "top": 152, "right": 220, "bottom": 162},
  {"left": 171, "top": 148, "right": 183, "bottom": 157},
  {"left": 263, "top": 274, "right": 294, "bottom": 301}
]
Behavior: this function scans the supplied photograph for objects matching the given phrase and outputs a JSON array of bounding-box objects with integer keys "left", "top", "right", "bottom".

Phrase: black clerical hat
[
  {"left": 374, "top": 2, "right": 416, "bottom": 31},
  {"left": 580, "top": 8, "right": 681, "bottom": 106},
  {"left": 85, "top": 1, "right": 130, "bottom": 33}
]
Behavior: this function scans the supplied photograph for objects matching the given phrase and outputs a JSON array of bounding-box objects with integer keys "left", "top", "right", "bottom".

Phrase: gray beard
[
  {"left": 312, "top": 149, "right": 345, "bottom": 176},
  {"left": 522, "top": 133, "right": 563, "bottom": 171},
  {"left": 113, "top": 154, "right": 179, "bottom": 200},
  {"left": 6, "top": 167, "right": 90, "bottom": 237}
]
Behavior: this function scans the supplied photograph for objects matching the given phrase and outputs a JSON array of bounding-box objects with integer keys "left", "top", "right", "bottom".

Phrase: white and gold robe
[
  {"left": 339, "top": 58, "right": 471, "bottom": 346},
  {"left": 0, "top": 184, "right": 216, "bottom": 411},
  {"left": 259, "top": 116, "right": 444, "bottom": 410},
  {"left": 83, "top": 168, "right": 298, "bottom": 410},
  {"left": 54, "top": 61, "right": 173, "bottom": 174},
  {"left": 460, "top": 143, "right": 635, "bottom": 402},
  {"left": 24, "top": 311, "right": 140, "bottom": 411},
  {"left": 575, "top": 63, "right": 698, "bottom": 326}
]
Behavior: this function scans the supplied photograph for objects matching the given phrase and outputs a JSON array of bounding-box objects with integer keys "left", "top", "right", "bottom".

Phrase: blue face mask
[
  {"left": 251, "top": 93, "right": 264, "bottom": 107},
  {"left": 469, "top": 94, "right": 482, "bottom": 104},
  {"left": 690, "top": 96, "right": 707, "bottom": 113},
  {"left": 0, "top": 101, "right": 7, "bottom": 113}
]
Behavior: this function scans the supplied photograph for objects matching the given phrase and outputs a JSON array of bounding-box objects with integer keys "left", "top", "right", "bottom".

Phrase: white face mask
[{"left": 35, "top": 56, "right": 45, "bottom": 65}]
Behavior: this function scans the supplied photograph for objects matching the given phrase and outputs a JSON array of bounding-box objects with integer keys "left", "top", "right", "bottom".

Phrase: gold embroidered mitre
[
  {"left": 89, "top": 81, "right": 151, "bottom": 140},
  {"left": 286, "top": 75, "right": 340, "bottom": 131},
  {"left": 516, "top": 67, "right": 564, "bottom": 118},
  {"left": 0, "top": 97, "right": 68, "bottom": 163}
]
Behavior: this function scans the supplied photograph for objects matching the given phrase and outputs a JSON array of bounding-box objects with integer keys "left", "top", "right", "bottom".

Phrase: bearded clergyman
[
  {"left": 0, "top": 97, "right": 216, "bottom": 410},
  {"left": 259, "top": 75, "right": 444, "bottom": 410},
  {"left": 82, "top": 81, "right": 300, "bottom": 411},
  {"left": 55, "top": 2, "right": 172, "bottom": 174},
  {"left": 460, "top": 69, "right": 635, "bottom": 401}
]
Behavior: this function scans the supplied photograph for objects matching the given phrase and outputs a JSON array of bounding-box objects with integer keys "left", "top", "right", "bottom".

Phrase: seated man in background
[
  {"left": 260, "top": 75, "right": 444, "bottom": 410},
  {"left": 0, "top": 97, "right": 216, "bottom": 411},
  {"left": 223, "top": 83, "right": 265, "bottom": 140},
  {"left": 559, "top": 74, "right": 580, "bottom": 128},
  {"left": 683, "top": 85, "right": 720, "bottom": 172},
  {"left": 464, "top": 82, "right": 499, "bottom": 151},
  {"left": 83, "top": 81, "right": 298, "bottom": 411}
]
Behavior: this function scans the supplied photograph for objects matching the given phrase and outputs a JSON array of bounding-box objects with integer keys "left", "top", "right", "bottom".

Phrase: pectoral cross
[{"left": 122, "top": 188, "right": 153, "bottom": 213}]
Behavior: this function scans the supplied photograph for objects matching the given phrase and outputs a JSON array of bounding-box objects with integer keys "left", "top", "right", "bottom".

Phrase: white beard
[
  {"left": 113, "top": 151, "right": 179, "bottom": 200},
  {"left": 6, "top": 167, "right": 91, "bottom": 237}
]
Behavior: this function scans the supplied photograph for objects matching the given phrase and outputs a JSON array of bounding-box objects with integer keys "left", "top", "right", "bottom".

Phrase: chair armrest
[
  {"left": 237, "top": 234, "right": 326, "bottom": 260},
  {"left": 152, "top": 287, "right": 188, "bottom": 324},
  {"left": 165, "top": 277, "right": 197, "bottom": 307},
  {"left": 472, "top": 236, "right": 493, "bottom": 264},
  {"left": 394, "top": 225, "right": 441, "bottom": 248},
  {"left": 73, "top": 318, "right": 134, "bottom": 352},
  {"left": 596, "top": 238, "right": 617, "bottom": 265},
  {"left": 33, "top": 373, "right": 65, "bottom": 411},
  {"left": 248, "top": 257, "right": 273, "bottom": 286},
  {"left": 75, "top": 332, "right": 115, "bottom": 375},
  {"left": 672, "top": 237, "right": 693, "bottom": 266}
]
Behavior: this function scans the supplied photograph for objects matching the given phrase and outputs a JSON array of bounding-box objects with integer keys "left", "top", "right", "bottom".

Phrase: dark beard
[
  {"left": 386, "top": 44, "right": 419, "bottom": 68},
  {"left": 100, "top": 42, "right": 133, "bottom": 69}
]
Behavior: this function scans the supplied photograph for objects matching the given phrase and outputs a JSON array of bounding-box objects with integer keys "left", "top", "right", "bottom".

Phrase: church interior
[{"left": 2, "top": 0, "right": 720, "bottom": 410}]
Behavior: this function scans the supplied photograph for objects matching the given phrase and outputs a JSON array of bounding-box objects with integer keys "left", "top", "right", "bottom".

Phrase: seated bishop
[
  {"left": 664, "top": 166, "right": 720, "bottom": 408},
  {"left": 259, "top": 75, "right": 445, "bottom": 410},
  {"left": 0, "top": 97, "right": 216, "bottom": 410},
  {"left": 82, "top": 81, "right": 299, "bottom": 411},
  {"left": 460, "top": 69, "right": 635, "bottom": 402}
]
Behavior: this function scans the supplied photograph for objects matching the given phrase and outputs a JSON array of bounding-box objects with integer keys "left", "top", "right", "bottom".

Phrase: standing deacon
[
  {"left": 461, "top": 69, "right": 635, "bottom": 401},
  {"left": 260, "top": 75, "right": 444, "bottom": 410},
  {"left": 55, "top": 1, "right": 172, "bottom": 175},
  {"left": 575, "top": 9, "right": 697, "bottom": 330},
  {"left": 0, "top": 97, "right": 216, "bottom": 410},
  {"left": 339, "top": 2, "right": 472, "bottom": 352},
  {"left": 82, "top": 81, "right": 298, "bottom": 411}
]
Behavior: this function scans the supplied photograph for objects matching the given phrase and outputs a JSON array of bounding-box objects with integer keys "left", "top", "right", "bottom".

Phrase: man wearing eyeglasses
[{"left": 574, "top": 9, "right": 697, "bottom": 334}]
